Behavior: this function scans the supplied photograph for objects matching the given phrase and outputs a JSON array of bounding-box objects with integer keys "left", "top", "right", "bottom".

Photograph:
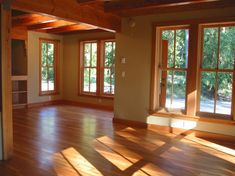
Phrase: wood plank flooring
[{"left": 0, "top": 105, "right": 234, "bottom": 176}]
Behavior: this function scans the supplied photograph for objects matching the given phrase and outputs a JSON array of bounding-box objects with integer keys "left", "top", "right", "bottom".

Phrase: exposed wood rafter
[
  {"left": 104, "top": 0, "right": 235, "bottom": 16},
  {"left": 12, "top": 0, "right": 121, "bottom": 32},
  {"left": 46, "top": 24, "right": 97, "bottom": 34},
  {"left": 27, "top": 20, "right": 76, "bottom": 30},
  {"left": 12, "top": 14, "right": 56, "bottom": 27}
]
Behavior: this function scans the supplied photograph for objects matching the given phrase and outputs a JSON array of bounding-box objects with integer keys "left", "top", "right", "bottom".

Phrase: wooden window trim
[
  {"left": 159, "top": 26, "right": 189, "bottom": 112},
  {"left": 150, "top": 18, "right": 235, "bottom": 121},
  {"left": 78, "top": 38, "right": 115, "bottom": 98},
  {"left": 79, "top": 40, "right": 98, "bottom": 96},
  {"left": 197, "top": 24, "right": 235, "bottom": 119},
  {"left": 39, "top": 38, "right": 60, "bottom": 96}
]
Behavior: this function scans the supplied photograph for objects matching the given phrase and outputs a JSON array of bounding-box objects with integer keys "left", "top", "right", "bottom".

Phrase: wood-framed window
[
  {"left": 159, "top": 27, "right": 189, "bottom": 111},
  {"left": 151, "top": 21, "right": 235, "bottom": 121},
  {"left": 198, "top": 24, "right": 235, "bottom": 119},
  {"left": 79, "top": 39, "right": 115, "bottom": 97},
  {"left": 39, "top": 39, "right": 59, "bottom": 96},
  {"left": 102, "top": 40, "right": 116, "bottom": 95}
]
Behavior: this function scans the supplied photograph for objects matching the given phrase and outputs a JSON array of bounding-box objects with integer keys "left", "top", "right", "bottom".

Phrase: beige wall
[
  {"left": 114, "top": 7, "right": 235, "bottom": 136},
  {"left": 63, "top": 32, "right": 115, "bottom": 108},
  {"left": 27, "top": 31, "right": 63, "bottom": 104}
]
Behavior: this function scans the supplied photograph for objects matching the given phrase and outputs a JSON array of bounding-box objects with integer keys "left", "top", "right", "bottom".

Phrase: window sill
[
  {"left": 39, "top": 91, "right": 59, "bottom": 96},
  {"left": 78, "top": 93, "right": 114, "bottom": 100},
  {"left": 150, "top": 111, "right": 235, "bottom": 126}
]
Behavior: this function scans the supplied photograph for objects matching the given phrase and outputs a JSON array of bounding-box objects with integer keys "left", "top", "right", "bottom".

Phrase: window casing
[
  {"left": 39, "top": 39, "right": 59, "bottom": 95},
  {"left": 79, "top": 39, "right": 115, "bottom": 97},
  {"left": 198, "top": 24, "right": 235, "bottom": 118},
  {"left": 151, "top": 22, "right": 235, "bottom": 121},
  {"left": 160, "top": 27, "right": 189, "bottom": 111}
]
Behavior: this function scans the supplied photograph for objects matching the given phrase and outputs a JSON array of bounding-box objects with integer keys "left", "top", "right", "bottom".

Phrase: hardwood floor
[{"left": 0, "top": 105, "right": 234, "bottom": 176}]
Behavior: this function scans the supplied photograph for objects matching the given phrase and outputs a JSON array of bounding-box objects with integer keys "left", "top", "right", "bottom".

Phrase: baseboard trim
[
  {"left": 27, "top": 99, "right": 113, "bottom": 111},
  {"left": 61, "top": 100, "right": 113, "bottom": 111},
  {"left": 113, "top": 117, "right": 235, "bottom": 142},
  {"left": 113, "top": 118, "right": 148, "bottom": 128},
  {"left": 27, "top": 100, "right": 63, "bottom": 108}
]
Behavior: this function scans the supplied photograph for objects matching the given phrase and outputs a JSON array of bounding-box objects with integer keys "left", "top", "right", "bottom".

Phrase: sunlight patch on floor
[
  {"left": 96, "top": 136, "right": 142, "bottom": 163},
  {"left": 52, "top": 147, "right": 104, "bottom": 176},
  {"left": 185, "top": 134, "right": 235, "bottom": 157},
  {"left": 137, "top": 163, "right": 172, "bottom": 176},
  {"left": 115, "top": 130, "right": 158, "bottom": 151},
  {"left": 94, "top": 139, "right": 133, "bottom": 171}
]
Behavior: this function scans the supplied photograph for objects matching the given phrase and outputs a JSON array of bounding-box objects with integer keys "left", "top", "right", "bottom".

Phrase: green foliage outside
[
  {"left": 201, "top": 27, "right": 234, "bottom": 101},
  {"left": 104, "top": 42, "right": 115, "bottom": 89},
  {"left": 83, "top": 42, "right": 115, "bottom": 93},
  {"left": 162, "top": 30, "right": 188, "bottom": 99},
  {"left": 83, "top": 43, "right": 97, "bottom": 90},
  {"left": 162, "top": 27, "right": 235, "bottom": 103},
  {"left": 41, "top": 42, "right": 55, "bottom": 83}
]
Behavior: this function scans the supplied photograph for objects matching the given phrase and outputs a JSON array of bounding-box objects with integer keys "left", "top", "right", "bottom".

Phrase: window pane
[
  {"left": 166, "top": 71, "right": 186, "bottom": 109},
  {"left": 104, "top": 68, "right": 111, "bottom": 94},
  {"left": 48, "top": 67, "right": 55, "bottom": 91},
  {"left": 216, "top": 72, "right": 233, "bottom": 115},
  {"left": 90, "top": 68, "right": 97, "bottom": 92},
  {"left": 175, "top": 29, "right": 189, "bottom": 68},
  {"left": 84, "top": 43, "right": 91, "bottom": 67},
  {"left": 41, "top": 67, "right": 48, "bottom": 91},
  {"left": 48, "top": 43, "right": 54, "bottom": 66},
  {"left": 166, "top": 71, "right": 173, "bottom": 108},
  {"left": 219, "top": 26, "right": 235, "bottom": 70},
  {"left": 200, "top": 72, "right": 216, "bottom": 113},
  {"left": 202, "top": 28, "right": 218, "bottom": 69},
  {"left": 111, "top": 68, "right": 115, "bottom": 94},
  {"left": 162, "top": 30, "right": 174, "bottom": 68},
  {"left": 91, "top": 43, "right": 97, "bottom": 67},
  {"left": 41, "top": 42, "right": 47, "bottom": 66},
  {"left": 173, "top": 71, "right": 186, "bottom": 109},
  {"left": 83, "top": 68, "right": 90, "bottom": 92},
  {"left": 105, "top": 42, "right": 115, "bottom": 67}
]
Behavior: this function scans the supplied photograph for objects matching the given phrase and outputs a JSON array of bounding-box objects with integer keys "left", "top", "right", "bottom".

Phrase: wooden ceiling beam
[
  {"left": 105, "top": 0, "right": 235, "bottom": 16},
  {"left": 76, "top": 0, "right": 100, "bottom": 4},
  {"left": 105, "top": 0, "right": 224, "bottom": 11},
  {"left": 27, "top": 20, "right": 76, "bottom": 30},
  {"left": 12, "top": 0, "right": 121, "bottom": 32},
  {"left": 46, "top": 24, "right": 97, "bottom": 34},
  {"left": 12, "top": 14, "right": 56, "bottom": 27}
]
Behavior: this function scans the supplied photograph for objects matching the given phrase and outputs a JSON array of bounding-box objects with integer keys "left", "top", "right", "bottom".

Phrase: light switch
[
  {"left": 122, "top": 71, "right": 125, "bottom": 77},
  {"left": 121, "top": 57, "right": 126, "bottom": 64}
]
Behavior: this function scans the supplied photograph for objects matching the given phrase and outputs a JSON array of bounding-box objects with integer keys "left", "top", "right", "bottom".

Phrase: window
[
  {"left": 151, "top": 22, "right": 235, "bottom": 121},
  {"left": 79, "top": 39, "right": 115, "bottom": 97},
  {"left": 39, "top": 39, "right": 59, "bottom": 95},
  {"left": 103, "top": 41, "right": 116, "bottom": 95},
  {"left": 160, "top": 27, "right": 189, "bottom": 110},
  {"left": 199, "top": 25, "right": 235, "bottom": 116}
]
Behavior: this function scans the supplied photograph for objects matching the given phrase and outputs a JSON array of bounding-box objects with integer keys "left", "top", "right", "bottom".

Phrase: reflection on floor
[{"left": 0, "top": 105, "right": 234, "bottom": 176}]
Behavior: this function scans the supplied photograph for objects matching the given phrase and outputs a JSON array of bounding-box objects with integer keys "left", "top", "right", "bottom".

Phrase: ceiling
[
  {"left": 11, "top": 0, "right": 235, "bottom": 34},
  {"left": 12, "top": 11, "right": 99, "bottom": 35}
]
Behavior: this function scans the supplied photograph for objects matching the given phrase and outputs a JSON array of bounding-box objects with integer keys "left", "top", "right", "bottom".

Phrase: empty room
[{"left": 0, "top": 0, "right": 235, "bottom": 176}]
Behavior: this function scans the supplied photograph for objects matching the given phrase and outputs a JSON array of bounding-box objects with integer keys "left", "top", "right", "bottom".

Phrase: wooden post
[
  {"left": 186, "top": 24, "right": 199, "bottom": 116},
  {"left": 1, "top": 1, "right": 13, "bottom": 160}
]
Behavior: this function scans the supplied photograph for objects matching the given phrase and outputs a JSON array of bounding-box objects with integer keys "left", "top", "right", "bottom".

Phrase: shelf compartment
[{"left": 12, "top": 80, "right": 27, "bottom": 92}]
